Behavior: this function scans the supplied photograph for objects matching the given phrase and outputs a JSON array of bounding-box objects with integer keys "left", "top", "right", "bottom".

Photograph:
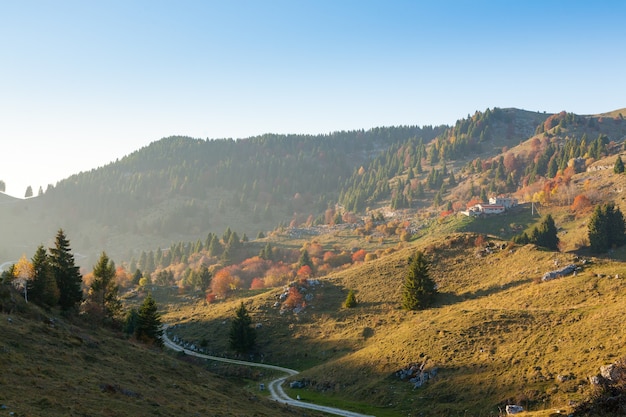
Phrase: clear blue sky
[{"left": 1, "top": 0, "right": 624, "bottom": 197}]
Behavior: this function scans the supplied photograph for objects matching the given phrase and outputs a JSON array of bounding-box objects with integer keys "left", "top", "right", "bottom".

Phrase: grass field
[
  {"left": 162, "top": 232, "right": 626, "bottom": 416},
  {"left": 0, "top": 297, "right": 323, "bottom": 417}
]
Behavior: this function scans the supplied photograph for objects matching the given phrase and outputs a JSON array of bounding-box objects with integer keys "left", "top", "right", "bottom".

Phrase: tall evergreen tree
[
  {"left": 194, "top": 265, "right": 212, "bottom": 292},
  {"left": 297, "top": 249, "right": 313, "bottom": 270},
  {"left": 614, "top": 155, "right": 625, "bottom": 174},
  {"left": 534, "top": 214, "right": 559, "bottom": 250},
  {"left": 588, "top": 202, "right": 626, "bottom": 253},
  {"left": 88, "top": 252, "right": 121, "bottom": 322},
  {"left": 208, "top": 234, "right": 222, "bottom": 257},
  {"left": 259, "top": 242, "right": 273, "bottom": 260},
  {"left": 135, "top": 293, "right": 163, "bottom": 346},
  {"left": 229, "top": 302, "right": 256, "bottom": 353},
  {"left": 221, "top": 244, "right": 233, "bottom": 264},
  {"left": 30, "top": 245, "right": 59, "bottom": 309},
  {"left": 49, "top": 229, "right": 83, "bottom": 311},
  {"left": 402, "top": 251, "right": 436, "bottom": 311},
  {"left": 131, "top": 269, "right": 142, "bottom": 286}
]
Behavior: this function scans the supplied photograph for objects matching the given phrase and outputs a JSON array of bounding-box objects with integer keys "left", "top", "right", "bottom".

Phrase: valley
[{"left": 3, "top": 107, "right": 626, "bottom": 416}]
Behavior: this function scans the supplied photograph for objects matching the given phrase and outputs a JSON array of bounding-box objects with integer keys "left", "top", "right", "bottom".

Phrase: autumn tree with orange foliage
[
  {"left": 571, "top": 194, "right": 592, "bottom": 216},
  {"left": 250, "top": 277, "right": 265, "bottom": 290},
  {"left": 351, "top": 249, "right": 367, "bottom": 263},
  {"left": 297, "top": 265, "right": 312, "bottom": 279},
  {"left": 211, "top": 268, "right": 240, "bottom": 298}
]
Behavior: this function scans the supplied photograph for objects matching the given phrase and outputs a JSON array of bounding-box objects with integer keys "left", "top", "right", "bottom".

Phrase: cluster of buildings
[{"left": 462, "top": 196, "right": 518, "bottom": 217}]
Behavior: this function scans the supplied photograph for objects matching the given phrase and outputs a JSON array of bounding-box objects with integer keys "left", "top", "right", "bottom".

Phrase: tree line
[{"left": 1, "top": 229, "right": 163, "bottom": 346}]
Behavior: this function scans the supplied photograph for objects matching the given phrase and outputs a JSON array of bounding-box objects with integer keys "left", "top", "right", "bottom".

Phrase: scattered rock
[
  {"left": 290, "top": 380, "right": 306, "bottom": 389},
  {"left": 589, "top": 375, "right": 602, "bottom": 385},
  {"left": 395, "top": 361, "right": 437, "bottom": 389},
  {"left": 557, "top": 374, "right": 572, "bottom": 383},
  {"left": 542, "top": 264, "right": 577, "bottom": 282},
  {"left": 505, "top": 404, "right": 524, "bottom": 414},
  {"left": 600, "top": 363, "right": 622, "bottom": 382}
]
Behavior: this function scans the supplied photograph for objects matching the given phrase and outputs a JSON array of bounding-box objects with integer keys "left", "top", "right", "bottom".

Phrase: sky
[{"left": 1, "top": 1, "right": 625, "bottom": 197}]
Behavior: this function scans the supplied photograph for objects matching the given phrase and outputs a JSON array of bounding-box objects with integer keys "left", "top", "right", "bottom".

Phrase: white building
[
  {"left": 488, "top": 196, "right": 518, "bottom": 209},
  {"left": 476, "top": 203, "right": 505, "bottom": 215}
]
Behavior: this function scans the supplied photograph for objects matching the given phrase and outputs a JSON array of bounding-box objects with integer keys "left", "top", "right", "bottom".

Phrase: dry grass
[
  {"left": 164, "top": 233, "right": 626, "bottom": 416},
  {"left": 0, "top": 298, "right": 322, "bottom": 417}
]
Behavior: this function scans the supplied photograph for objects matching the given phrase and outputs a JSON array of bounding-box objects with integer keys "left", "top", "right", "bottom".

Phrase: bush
[{"left": 344, "top": 290, "right": 357, "bottom": 308}]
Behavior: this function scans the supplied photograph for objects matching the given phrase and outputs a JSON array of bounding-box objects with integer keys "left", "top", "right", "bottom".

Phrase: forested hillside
[
  {"left": 2, "top": 107, "right": 625, "bottom": 267},
  {"left": 0, "top": 126, "right": 444, "bottom": 264},
  {"left": 341, "top": 108, "right": 626, "bottom": 216}
]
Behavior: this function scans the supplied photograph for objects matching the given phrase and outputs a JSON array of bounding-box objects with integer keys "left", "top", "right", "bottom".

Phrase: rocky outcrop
[
  {"left": 395, "top": 361, "right": 438, "bottom": 389},
  {"left": 541, "top": 264, "right": 578, "bottom": 282}
]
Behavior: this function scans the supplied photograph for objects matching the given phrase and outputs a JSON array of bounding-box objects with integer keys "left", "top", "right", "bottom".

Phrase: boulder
[
  {"left": 600, "top": 364, "right": 621, "bottom": 382},
  {"left": 542, "top": 264, "right": 576, "bottom": 282},
  {"left": 589, "top": 375, "right": 602, "bottom": 385},
  {"left": 505, "top": 404, "right": 524, "bottom": 414},
  {"left": 290, "top": 380, "right": 305, "bottom": 389}
]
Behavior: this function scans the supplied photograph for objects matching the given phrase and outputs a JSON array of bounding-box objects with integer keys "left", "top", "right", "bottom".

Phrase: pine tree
[
  {"left": 221, "top": 244, "right": 233, "bottom": 264},
  {"left": 131, "top": 269, "right": 142, "bottom": 286},
  {"left": 614, "top": 156, "right": 625, "bottom": 174},
  {"left": 135, "top": 293, "right": 163, "bottom": 346},
  {"left": 49, "top": 229, "right": 83, "bottom": 311},
  {"left": 123, "top": 308, "right": 139, "bottom": 335},
  {"left": 222, "top": 227, "right": 232, "bottom": 244},
  {"left": 402, "top": 251, "right": 436, "bottom": 311},
  {"left": 588, "top": 202, "right": 626, "bottom": 253},
  {"left": 30, "top": 245, "right": 59, "bottom": 309},
  {"left": 259, "top": 242, "right": 273, "bottom": 260},
  {"left": 208, "top": 235, "right": 222, "bottom": 257},
  {"left": 195, "top": 265, "right": 212, "bottom": 292},
  {"left": 88, "top": 252, "right": 121, "bottom": 321},
  {"left": 532, "top": 214, "right": 559, "bottom": 250},
  {"left": 229, "top": 302, "right": 256, "bottom": 353},
  {"left": 297, "top": 249, "right": 313, "bottom": 271},
  {"left": 480, "top": 188, "right": 488, "bottom": 202},
  {"left": 448, "top": 171, "right": 456, "bottom": 187},
  {"left": 344, "top": 289, "right": 357, "bottom": 308}
]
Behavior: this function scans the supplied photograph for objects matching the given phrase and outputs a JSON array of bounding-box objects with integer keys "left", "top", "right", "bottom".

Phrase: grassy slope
[
  {"left": 5, "top": 108, "right": 626, "bottom": 417},
  {"left": 166, "top": 233, "right": 626, "bottom": 416},
  {"left": 120, "top": 113, "right": 626, "bottom": 416},
  {"left": 0, "top": 300, "right": 320, "bottom": 417}
]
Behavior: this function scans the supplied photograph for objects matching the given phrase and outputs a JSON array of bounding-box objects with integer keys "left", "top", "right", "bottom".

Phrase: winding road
[{"left": 162, "top": 327, "right": 375, "bottom": 417}]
